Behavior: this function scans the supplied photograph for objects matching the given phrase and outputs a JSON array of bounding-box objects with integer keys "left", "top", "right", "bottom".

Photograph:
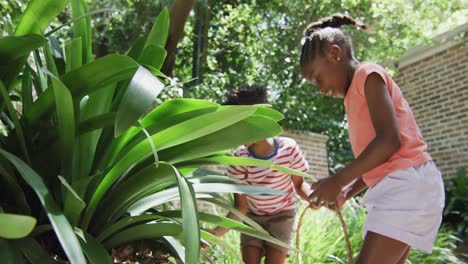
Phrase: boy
[{"left": 206, "top": 85, "right": 314, "bottom": 264}]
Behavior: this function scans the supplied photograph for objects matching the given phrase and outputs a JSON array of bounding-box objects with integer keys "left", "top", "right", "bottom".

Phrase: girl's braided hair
[{"left": 300, "top": 14, "right": 367, "bottom": 68}]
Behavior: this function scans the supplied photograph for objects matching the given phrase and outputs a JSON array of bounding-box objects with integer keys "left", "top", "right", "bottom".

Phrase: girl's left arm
[{"left": 310, "top": 72, "right": 401, "bottom": 206}]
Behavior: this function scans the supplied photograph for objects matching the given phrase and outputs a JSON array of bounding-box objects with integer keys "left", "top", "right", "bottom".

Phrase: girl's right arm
[
  {"left": 330, "top": 177, "right": 367, "bottom": 210},
  {"left": 343, "top": 177, "right": 368, "bottom": 200}
]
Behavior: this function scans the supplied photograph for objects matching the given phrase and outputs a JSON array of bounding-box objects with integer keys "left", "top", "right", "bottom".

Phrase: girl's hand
[
  {"left": 327, "top": 191, "right": 347, "bottom": 211},
  {"left": 308, "top": 175, "right": 345, "bottom": 208}
]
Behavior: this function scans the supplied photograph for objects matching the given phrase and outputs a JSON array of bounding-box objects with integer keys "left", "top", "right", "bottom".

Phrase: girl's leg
[
  {"left": 396, "top": 247, "right": 410, "bottom": 264},
  {"left": 242, "top": 245, "right": 263, "bottom": 264},
  {"left": 357, "top": 231, "right": 410, "bottom": 264},
  {"left": 264, "top": 246, "right": 287, "bottom": 264}
]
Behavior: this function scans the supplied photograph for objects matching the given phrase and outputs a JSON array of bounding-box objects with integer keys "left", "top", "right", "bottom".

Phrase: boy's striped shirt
[{"left": 226, "top": 137, "right": 309, "bottom": 215}]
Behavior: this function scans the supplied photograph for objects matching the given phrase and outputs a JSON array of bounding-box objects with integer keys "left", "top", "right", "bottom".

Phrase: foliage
[
  {"left": 204, "top": 199, "right": 465, "bottom": 263},
  {"left": 444, "top": 168, "right": 468, "bottom": 238},
  {"left": 0, "top": 0, "right": 315, "bottom": 263}
]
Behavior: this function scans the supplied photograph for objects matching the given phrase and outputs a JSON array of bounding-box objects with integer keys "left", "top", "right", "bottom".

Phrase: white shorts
[{"left": 361, "top": 161, "right": 445, "bottom": 253}]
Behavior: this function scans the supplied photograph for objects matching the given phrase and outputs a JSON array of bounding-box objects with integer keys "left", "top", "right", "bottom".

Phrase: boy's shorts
[
  {"left": 240, "top": 209, "right": 296, "bottom": 255},
  {"left": 361, "top": 161, "right": 445, "bottom": 253}
]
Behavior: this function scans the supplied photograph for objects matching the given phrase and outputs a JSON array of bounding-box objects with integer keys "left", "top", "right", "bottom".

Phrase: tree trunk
[
  {"left": 161, "top": 0, "right": 195, "bottom": 76},
  {"left": 191, "top": 0, "right": 211, "bottom": 86}
]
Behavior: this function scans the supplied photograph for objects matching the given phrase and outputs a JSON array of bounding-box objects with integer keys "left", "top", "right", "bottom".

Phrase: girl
[{"left": 301, "top": 14, "right": 445, "bottom": 264}]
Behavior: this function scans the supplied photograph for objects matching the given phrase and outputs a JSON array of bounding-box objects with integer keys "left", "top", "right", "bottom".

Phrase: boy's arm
[
  {"left": 292, "top": 175, "right": 322, "bottom": 209},
  {"left": 208, "top": 193, "right": 249, "bottom": 237},
  {"left": 292, "top": 175, "right": 312, "bottom": 201}
]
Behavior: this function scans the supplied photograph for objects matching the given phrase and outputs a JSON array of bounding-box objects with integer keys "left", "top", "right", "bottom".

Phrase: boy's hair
[
  {"left": 223, "top": 85, "right": 269, "bottom": 105},
  {"left": 300, "top": 14, "right": 367, "bottom": 68}
]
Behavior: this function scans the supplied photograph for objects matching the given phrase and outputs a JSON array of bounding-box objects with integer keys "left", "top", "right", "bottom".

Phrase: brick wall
[
  {"left": 281, "top": 129, "right": 329, "bottom": 180},
  {"left": 395, "top": 24, "right": 468, "bottom": 178}
]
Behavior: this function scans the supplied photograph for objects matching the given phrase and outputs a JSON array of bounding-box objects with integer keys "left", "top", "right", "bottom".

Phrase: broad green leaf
[
  {"left": 159, "top": 115, "right": 282, "bottom": 163},
  {"left": 0, "top": 213, "right": 36, "bottom": 239},
  {"left": 45, "top": 8, "right": 118, "bottom": 37},
  {"left": 0, "top": 35, "right": 47, "bottom": 63},
  {"left": 50, "top": 74, "right": 75, "bottom": 181},
  {"left": 77, "top": 112, "right": 116, "bottom": 135},
  {"left": 21, "top": 67, "right": 33, "bottom": 115},
  {"left": 103, "top": 223, "right": 182, "bottom": 249},
  {"left": 161, "top": 211, "right": 302, "bottom": 253},
  {"left": 71, "top": 0, "right": 92, "bottom": 64},
  {"left": 81, "top": 0, "right": 92, "bottom": 63},
  {"left": 30, "top": 225, "right": 53, "bottom": 237},
  {"left": 115, "top": 66, "right": 164, "bottom": 136},
  {"left": 200, "top": 231, "right": 242, "bottom": 263},
  {"left": 163, "top": 236, "right": 185, "bottom": 263},
  {"left": 161, "top": 210, "right": 268, "bottom": 237},
  {"left": 127, "top": 36, "right": 146, "bottom": 60},
  {"left": 146, "top": 7, "right": 169, "bottom": 48},
  {"left": 170, "top": 165, "right": 200, "bottom": 264},
  {"left": 0, "top": 81, "right": 30, "bottom": 164},
  {"left": 25, "top": 54, "right": 139, "bottom": 123},
  {"left": 98, "top": 174, "right": 246, "bottom": 228},
  {"left": 0, "top": 238, "right": 24, "bottom": 264},
  {"left": 254, "top": 106, "right": 284, "bottom": 121},
  {"left": 14, "top": 0, "right": 71, "bottom": 36},
  {"left": 220, "top": 105, "right": 284, "bottom": 122},
  {"left": 138, "top": 43, "right": 167, "bottom": 70},
  {"left": 143, "top": 64, "right": 167, "bottom": 78},
  {"left": 0, "top": 34, "right": 46, "bottom": 89},
  {"left": 58, "top": 176, "right": 85, "bottom": 226},
  {"left": 93, "top": 164, "right": 176, "bottom": 227},
  {"left": 33, "top": 50, "right": 47, "bottom": 94},
  {"left": 141, "top": 99, "right": 219, "bottom": 127},
  {"left": 13, "top": 237, "right": 55, "bottom": 264},
  {"left": 65, "top": 38, "right": 83, "bottom": 72},
  {"left": 83, "top": 106, "right": 257, "bottom": 228},
  {"left": 139, "top": 120, "right": 159, "bottom": 167},
  {"left": 97, "top": 99, "right": 218, "bottom": 171},
  {"left": 0, "top": 149, "right": 86, "bottom": 264},
  {"left": 127, "top": 183, "right": 284, "bottom": 215},
  {"left": 0, "top": 161, "right": 30, "bottom": 214},
  {"left": 180, "top": 156, "right": 317, "bottom": 180},
  {"left": 73, "top": 85, "right": 115, "bottom": 185},
  {"left": 61, "top": 54, "right": 137, "bottom": 96},
  {"left": 153, "top": 105, "right": 257, "bottom": 150},
  {"left": 44, "top": 40, "right": 59, "bottom": 76},
  {"left": 188, "top": 174, "right": 245, "bottom": 184},
  {"left": 200, "top": 197, "right": 266, "bottom": 232},
  {"left": 96, "top": 214, "right": 169, "bottom": 242},
  {"left": 77, "top": 231, "right": 113, "bottom": 264}
]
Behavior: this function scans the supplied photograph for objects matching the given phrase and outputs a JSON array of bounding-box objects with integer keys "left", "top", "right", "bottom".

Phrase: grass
[{"left": 202, "top": 199, "right": 464, "bottom": 264}]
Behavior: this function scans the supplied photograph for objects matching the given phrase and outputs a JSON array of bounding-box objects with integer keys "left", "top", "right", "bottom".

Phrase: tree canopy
[{"left": 1, "top": 0, "right": 464, "bottom": 169}]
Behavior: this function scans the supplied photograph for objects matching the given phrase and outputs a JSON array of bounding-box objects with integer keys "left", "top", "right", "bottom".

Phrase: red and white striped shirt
[{"left": 226, "top": 137, "right": 310, "bottom": 215}]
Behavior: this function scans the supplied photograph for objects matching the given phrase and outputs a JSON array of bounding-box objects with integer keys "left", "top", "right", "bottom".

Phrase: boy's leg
[
  {"left": 242, "top": 245, "right": 263, "bottom": 264},
  {"left": 357, "top": 231, "right": 410, "bottom": 264},
  {"left": 264, "top": 246, "right": 287, "bottom": 264}
]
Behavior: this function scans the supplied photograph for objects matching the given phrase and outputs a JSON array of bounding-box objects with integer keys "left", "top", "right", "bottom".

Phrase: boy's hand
[
  {"left": 201, "top": 228, "right": 218, "bottom": 248},
  {"left": 308, "top": 175, "right": 344, "bottom": 208}
]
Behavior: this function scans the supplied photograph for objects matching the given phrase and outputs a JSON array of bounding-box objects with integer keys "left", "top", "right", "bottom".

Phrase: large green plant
[{"left": 0, "top": 0, "right": 315, "bottom": 263}]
